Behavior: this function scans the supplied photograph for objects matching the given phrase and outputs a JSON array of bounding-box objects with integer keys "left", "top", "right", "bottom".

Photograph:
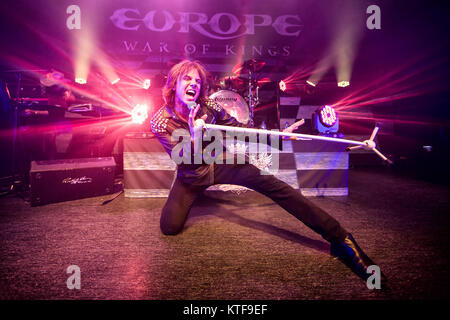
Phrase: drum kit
[
  {"left": 209, "top": 58, "right": 266, "bottom": 127},
  {"left": 199, "top": 59, "right": 392, "bottom": 164}
]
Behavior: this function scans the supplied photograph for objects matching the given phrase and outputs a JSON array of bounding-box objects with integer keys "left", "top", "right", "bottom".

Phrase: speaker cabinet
[{"left": 29, "top": 157, "right": 115, "bottom": 206}]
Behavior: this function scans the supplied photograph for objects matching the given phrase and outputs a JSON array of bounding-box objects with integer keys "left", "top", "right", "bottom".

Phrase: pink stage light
[
  {"left": 131, "top": 104, "right": 149, "bottom": 124},
  {"left": 337, "top": 81, "right": 350, "bottom": 88},
  {"left": 75, "top": 77, "right": 87, "bottom": 84},
  {"left": 142, "top": 79, "right": 151, "bottom": 89}
]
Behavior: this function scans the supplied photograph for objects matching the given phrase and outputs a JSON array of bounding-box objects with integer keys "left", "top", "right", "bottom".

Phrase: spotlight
[
  {"left": 306, "top": 80, "right": 316, "bottom": 87},
  {"left": 142, "top": 79, "right": 151, "bottom": 90},
  {"left": 279, "top": 80, "right": 286, "bottom": 92},
  {"left": 111, "top": 78, "right": 120, "bottom": 85},
  {"left": 313, "top": 105, "right": 339, "bottom": 133},
  {"left": 337, "top": 81, "right": 350, "bottom": 87},
  {"left": 131, "top": 104, "right": 149, "bottom": 124},
  {"left": 75, "top": 77, "right": 87, "bottom": 84}
]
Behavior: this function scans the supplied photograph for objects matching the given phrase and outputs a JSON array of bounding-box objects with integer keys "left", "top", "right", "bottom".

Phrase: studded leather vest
[{"left": 150, "top": 98, "right": 246, "bottom": 185}]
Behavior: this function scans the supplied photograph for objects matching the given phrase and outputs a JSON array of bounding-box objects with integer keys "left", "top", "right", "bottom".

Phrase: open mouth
[{"left": 186, "top": 89, "right": 196, "bottom": 97}]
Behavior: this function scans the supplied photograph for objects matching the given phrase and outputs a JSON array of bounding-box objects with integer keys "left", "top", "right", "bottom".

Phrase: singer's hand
[
  {"left": 188, "top": 104, "right": 207, "bottom": 148},
  {"left": 189, "top": 105, "right": 207, "bottom": 134},
  {"left": 283, "top": 119, "right": 304, "bottom": 134},
  {"left": 188, "top": 104, "right": 200, "bottom": 131},
  {"left": 282, "top": 119, "right": 304, "bottom": 140}
]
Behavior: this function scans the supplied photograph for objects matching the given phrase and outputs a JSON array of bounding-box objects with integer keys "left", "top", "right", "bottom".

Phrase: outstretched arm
[{"left": 282, "top": 119, "right": 305, "bottom": 140}]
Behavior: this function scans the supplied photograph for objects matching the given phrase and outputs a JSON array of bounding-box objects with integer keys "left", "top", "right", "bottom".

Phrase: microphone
[
  {"left": 187, "top": 101, "right": 198, "bottom": 110},
  {"left": 194, "top": 118, "right": 206, "bottom": 128}
]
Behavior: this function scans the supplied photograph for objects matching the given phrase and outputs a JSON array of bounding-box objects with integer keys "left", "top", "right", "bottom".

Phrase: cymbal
[
  {"left": 40, "top": 70, "right": 68, "bottom": 87},
  {"left": 232, "top": 59, "right": 265, "bottom": 75},
  {"left": 209, "top": 90, "right": 249, "bottom": 124},
  {"left": 218, "top": 75, "right": 271, "bottom": 91},
  {"left": 217, "top": 76, "right": 245, "bottom": 90}
]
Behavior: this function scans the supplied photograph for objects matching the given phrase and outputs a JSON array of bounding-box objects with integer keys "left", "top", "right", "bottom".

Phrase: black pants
[{"left": 160, "top": 163, "right": 348, "bottom": 243}]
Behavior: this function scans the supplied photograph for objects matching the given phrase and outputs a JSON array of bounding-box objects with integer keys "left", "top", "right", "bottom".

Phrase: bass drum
[{"left": 209, "top": 90, "right": 249, "bottom": 124}]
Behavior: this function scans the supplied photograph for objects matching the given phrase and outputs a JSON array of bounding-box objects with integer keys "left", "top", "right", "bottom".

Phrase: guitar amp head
[{"left": 29, "top": 157, "right": 116, "bottom": 206}]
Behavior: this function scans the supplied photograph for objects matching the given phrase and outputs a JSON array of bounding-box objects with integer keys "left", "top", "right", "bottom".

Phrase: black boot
[{"left": 330, "top": 233, "right": 386, "bottom": 282}]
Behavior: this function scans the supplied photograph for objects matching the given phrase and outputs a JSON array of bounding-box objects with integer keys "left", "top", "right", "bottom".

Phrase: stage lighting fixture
[
  {"left": 131, "top": 104, "right": 149, "bottom": 125},
  {"left": 278, "top": 80, "right": 286, "bottom": 92},
  {"left": 313, "top": 105, "right": 339, "bottom": 133},
  {"left": 75, "top": 77, "right": 87, "bottom": 84},
  {"left": 306, "top": 80, "right": 316, "bottom": 87},
  {"left": 337, "top": 81, "right": 349, "bottom": 87},
  {"left": 143, "top": 79, "right": 151, "bottom": 89}
]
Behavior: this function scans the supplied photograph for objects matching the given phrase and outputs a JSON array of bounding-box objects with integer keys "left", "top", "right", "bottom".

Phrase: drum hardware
[
  {"left": 213, "top": 59, "right": 271, "bottom": 127},
  {"left": 248, "top": 68, "right": 256, "bottom": 127},
  {"left": 232, "top": 59, "right": 266, "bottom": 127},
  {"left": 232, "top": 59, "right": 265, "bottom": 75}
]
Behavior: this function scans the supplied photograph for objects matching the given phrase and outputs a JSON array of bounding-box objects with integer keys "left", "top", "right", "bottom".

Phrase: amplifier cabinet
[{"left": 29, "top": 157, "right": 116, "bottom": 206}]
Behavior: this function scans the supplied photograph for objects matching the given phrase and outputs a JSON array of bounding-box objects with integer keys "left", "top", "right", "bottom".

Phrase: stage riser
[{"left": 123, "top": 134, "right": 348, "bottom": 197}]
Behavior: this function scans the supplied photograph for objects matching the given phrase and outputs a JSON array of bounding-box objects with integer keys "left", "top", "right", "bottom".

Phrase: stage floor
[{"left": 0, "top": 167, "right": 449, "bottom": 300}]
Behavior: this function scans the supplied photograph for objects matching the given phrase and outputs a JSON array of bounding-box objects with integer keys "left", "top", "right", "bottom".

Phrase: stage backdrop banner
[{"left": 2, "top": 0, "right": 369, "bottom": 78}]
